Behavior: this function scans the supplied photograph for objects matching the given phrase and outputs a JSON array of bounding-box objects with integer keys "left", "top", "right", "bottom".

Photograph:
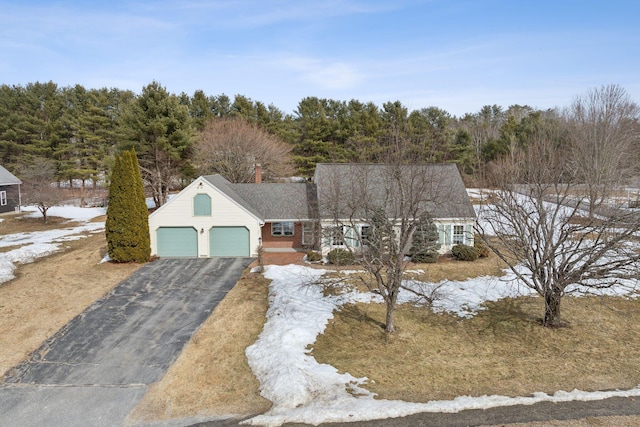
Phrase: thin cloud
[
  {"left": 156, "top": 0, "right": 412, "bottom": 28},
  {"left": 279, "top": 56, "right": 365, "bottom": 90}
]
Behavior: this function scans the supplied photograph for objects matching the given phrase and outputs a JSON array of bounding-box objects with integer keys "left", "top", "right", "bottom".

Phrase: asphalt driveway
[{"left": 0, "top": 257, "right": 252, "bottom": 427}]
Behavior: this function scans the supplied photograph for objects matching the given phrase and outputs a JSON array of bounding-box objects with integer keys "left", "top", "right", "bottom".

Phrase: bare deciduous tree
[
  {"left": 316, "top": 138, "right": 468, "bottom": 332},
  {"left": 195, "top": 117, "right": 294, "bottom": 182},
  {"left": 567, "top": 84, "right": 640, "bottom": 218},
  {"left": 477, "top": 126, "right": 640, "bottom": 327},
  {"left": 20, "top": 158, "right": 65, "bottom": 223}
]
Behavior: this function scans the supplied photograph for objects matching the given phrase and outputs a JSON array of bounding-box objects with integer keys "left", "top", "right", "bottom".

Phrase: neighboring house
[
  {"left": 148, "top": 163, "right": 475, "bottom": 258},
  {"left": 0, "top": 165, "right": 22, "bottom": 214},
  {"left": 313, "top": 163, "right": 476, "bottom": 255}
]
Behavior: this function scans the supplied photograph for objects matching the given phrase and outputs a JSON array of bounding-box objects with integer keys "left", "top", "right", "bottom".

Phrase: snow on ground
[
  {"left": 244, "top": 264, "right": 640, "bottom": 426},
  {"left": 400, "top": 270, "right": 534, "bottom": 318},
  {"left": 21, "top": 205, "right": 105, "bottom": 222},
  {"left": 0, "top": 206, "right": 106, "bottom": 284}
]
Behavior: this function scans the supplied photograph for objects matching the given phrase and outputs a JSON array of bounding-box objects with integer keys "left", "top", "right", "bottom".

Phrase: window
[
  {"left": 360, "top": 225, "right": 370, "bottom": 245},
  {"left": 272, "top": 221, "right": 294, "bottom": 236},
  {"left": 331, "top": 226, "right": 345, "bottom": 246},
  {"left": 0, "top": 191, "right": 6, "bottom": 206},
  {"left": 193, "top": 194, "right": 211, "bottom": 216},
  {"left": 453, "top": 225, "right": 464, "bottom": 245},
  {"left": 302, "top": 222, "right": 315, "bottom": 246}
]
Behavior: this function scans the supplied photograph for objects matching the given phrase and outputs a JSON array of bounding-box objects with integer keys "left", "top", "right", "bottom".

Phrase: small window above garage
[{"left": 194, "top": 193, "right": 212, "bottom": 216}]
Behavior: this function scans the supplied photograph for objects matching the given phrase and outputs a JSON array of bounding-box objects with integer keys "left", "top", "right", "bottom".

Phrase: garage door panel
[
  {"left": 157, "top": 227, "right": 198, "bottom": 257},
  {"left": 210, "top": 226, "right": 249, "bottom": 257}
]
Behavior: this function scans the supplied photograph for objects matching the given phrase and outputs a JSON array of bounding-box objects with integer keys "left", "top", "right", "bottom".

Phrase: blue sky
[{"left": 1, "top": 0, "right": 638, "bottom": 116}]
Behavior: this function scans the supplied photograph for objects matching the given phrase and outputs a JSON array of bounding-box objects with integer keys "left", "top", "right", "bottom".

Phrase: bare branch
[{"left": 195, "top": 117, "right": 294, "bottom": 182}]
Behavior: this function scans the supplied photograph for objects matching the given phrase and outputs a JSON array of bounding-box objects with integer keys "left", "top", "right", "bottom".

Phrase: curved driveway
[{"left": 0, "top": 257, "right": 252, "bottom": 426}]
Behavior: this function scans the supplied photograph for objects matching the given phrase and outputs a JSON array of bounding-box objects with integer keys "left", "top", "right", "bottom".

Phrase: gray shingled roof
[
  {"left": 202, "top": 174, "right": 316, "bottom": 221},
  {"left": 231, "top": 183, "right": 317, "bottom": 221},
  {"left": 0, "top": 166, "right": 21, "bottom": 186},
  {"left": 203, "top": 164, "right": 474, "bottom": 222},
  {"left": 313, "top": 163, "right": 475, "bottom": 220}
]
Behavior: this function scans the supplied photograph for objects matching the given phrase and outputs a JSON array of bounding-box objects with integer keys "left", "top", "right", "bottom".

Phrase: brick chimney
[{"left": 255, "top": 163, "right": 262, "bottom": 184}]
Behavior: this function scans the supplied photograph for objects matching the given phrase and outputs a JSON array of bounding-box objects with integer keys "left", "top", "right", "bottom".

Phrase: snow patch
[{"left": 21, "top": 205, "right": 105, "bottom": 222}]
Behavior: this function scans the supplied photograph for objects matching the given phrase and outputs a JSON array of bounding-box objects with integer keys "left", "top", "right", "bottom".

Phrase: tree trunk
[
  {"left": 385, "top": 303, "right": 396, "bottom": 333},
  {"left": 543, "top": 291, "right": 562, "bottom": 327},
  {"left": 39, "top": 206, "right": 48, "bottom": 224},
  {"left": 384, "top": 287, "right": 399, "bottom": 333}
]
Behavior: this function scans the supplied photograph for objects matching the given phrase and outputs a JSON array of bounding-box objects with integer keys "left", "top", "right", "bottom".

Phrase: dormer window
[{"left": 194, "top": 193, "right": 211, "bottom": 216}]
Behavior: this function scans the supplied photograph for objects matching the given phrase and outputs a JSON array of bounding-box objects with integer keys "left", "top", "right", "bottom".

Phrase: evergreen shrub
[
  {"left": 410, "top": 212, "right": 441, "bottom": 263},
  {"left": 105, "top": 149, "right": 150, "bottom": 263},
  {"left": 327, "top": 248, "right": 355, "bottom": 266},
  {"left": 451, "top": 244, "right": 479, "bottom": 261},
  {"left": 306, "top": 251, "right": 322, "bottom": 262}
]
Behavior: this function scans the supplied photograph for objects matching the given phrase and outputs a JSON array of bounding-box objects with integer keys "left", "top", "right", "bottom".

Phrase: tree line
[{"left": 1, "top": 81, "right": 638, "bottom": 208}]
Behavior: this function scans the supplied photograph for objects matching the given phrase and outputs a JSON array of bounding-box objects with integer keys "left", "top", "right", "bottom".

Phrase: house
[
  {"left": 148, "top": 163, "right": 475, "bottom": 258},
  {"left": 313, "top": 163, "right": 476, "bottom": 255},
  {"left": 0, "top": 165, "right": 22, "bottom": 214}
]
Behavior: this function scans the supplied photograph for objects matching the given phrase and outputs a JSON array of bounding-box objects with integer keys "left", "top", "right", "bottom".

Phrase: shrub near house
[{"left": 106, "top": 149, "right": 150, "bottom": 263}]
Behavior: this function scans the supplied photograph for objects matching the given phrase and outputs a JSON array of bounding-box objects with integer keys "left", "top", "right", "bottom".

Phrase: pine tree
[
  {"left": 121, "top": 81, "right": 193, "bottom": 207},
  {"left": 410, "top": 212, "right": 440, "bottom": 263},
  {"left": 105, "top": 149, "right": 150, "bottom": 263},
  {"left": 367, "top": 208, "right": 396, "bottom": 265}
]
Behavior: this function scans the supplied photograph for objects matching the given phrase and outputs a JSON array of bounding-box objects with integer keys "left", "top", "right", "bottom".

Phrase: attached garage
[
  {"left": 157, "top": 227, "right": 198, "bottom": 257},
  {"left": 148, "top": 175, "right": 285, "bottom": 258},
  {"left": 210, "top": 226, "right": 250, "bottom": 257}
]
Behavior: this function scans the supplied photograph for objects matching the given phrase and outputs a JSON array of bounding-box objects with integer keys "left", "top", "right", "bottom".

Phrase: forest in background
[{"left": 1, "top": 80, "right": 637, "bottom": 205}]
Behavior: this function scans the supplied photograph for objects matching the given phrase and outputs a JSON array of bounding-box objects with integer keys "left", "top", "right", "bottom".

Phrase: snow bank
[
  {"left": 245, "top": 265, "right": 373, "bottom": 412},
  {"left": 246, "top": 386, "right": 640, "bottom": 426}
]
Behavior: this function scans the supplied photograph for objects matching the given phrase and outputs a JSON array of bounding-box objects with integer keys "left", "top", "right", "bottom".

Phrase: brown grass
[
  {"left": 413, "top": 251, "right": 507, "bottom": 282},
  {"left": 312, "top": 294, "right": 640, "bottom": 402},
  {"left": 0, "top": 213, "right": 83, "bottom": 233},
  {"left": 0, "top": 217, "right": 142, "bottom": 377},
  {"left": 129, "top": 269, "right": 272, "bottom": 421}
]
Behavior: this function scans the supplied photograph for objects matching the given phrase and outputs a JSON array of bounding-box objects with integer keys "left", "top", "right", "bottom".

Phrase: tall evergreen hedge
[{"left": 105, "top": 149, "right": 151, "bottom": 263}]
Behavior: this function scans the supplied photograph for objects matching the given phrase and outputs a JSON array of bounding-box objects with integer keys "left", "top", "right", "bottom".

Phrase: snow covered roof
[{"left": 0, "top": 165, "right": 21, "bottom": 186}]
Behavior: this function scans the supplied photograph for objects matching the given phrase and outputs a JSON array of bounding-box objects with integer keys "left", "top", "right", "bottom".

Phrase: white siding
[
  {"left": 149, "top": 178, "right": 262, "bottom": 257},
  {"left": 433, "top": 219, "right": 475, "bottom": 253},
  {"left": 319, "top": 218, "right": 475, "bottom": 255}
]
